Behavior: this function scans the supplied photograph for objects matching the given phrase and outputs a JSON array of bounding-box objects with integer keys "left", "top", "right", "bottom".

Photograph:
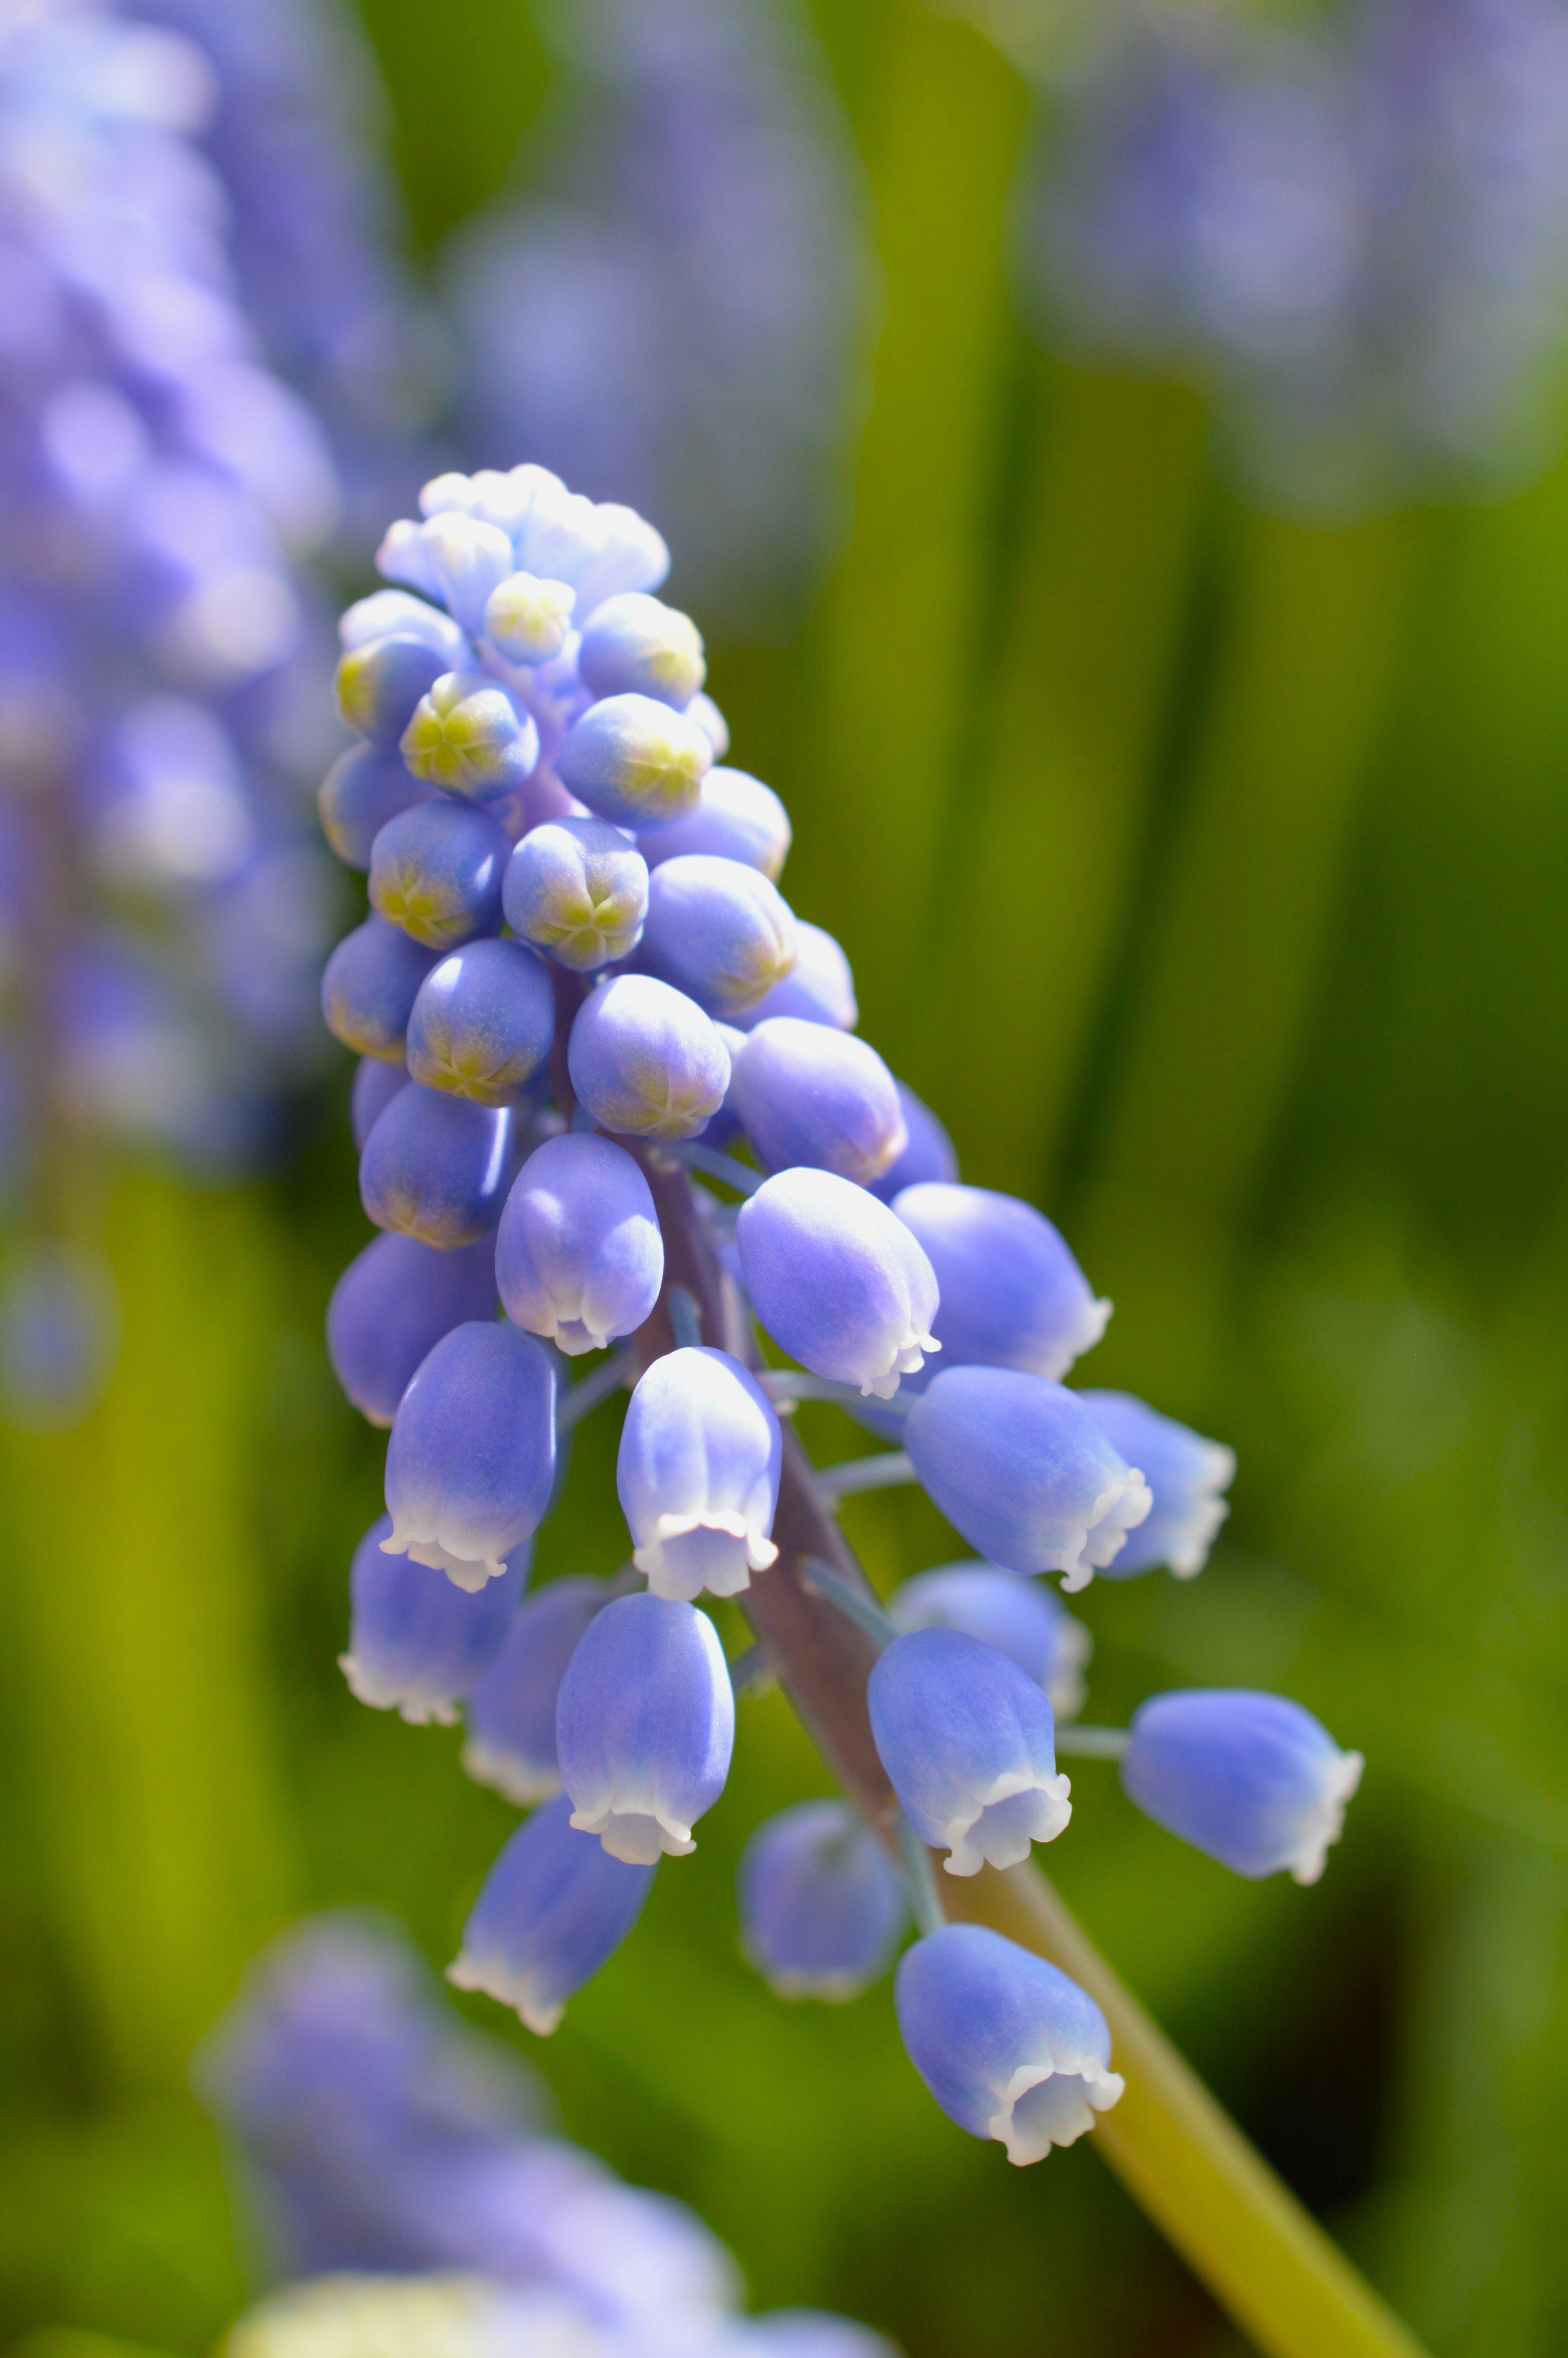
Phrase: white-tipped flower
[
  {"left": 1079, "top": 1390, "right": 1236, "bottom": 1578},
  {"left": 869, "top": 1629, "right": 1072, "bottom": 1875},
  {"left": 495, "top": 1132, "right": 663, "bottom": 1356},
  {"left": 735, "top": 1168, "right": 939, "bottom": 1399},
  {"left": 617, "top": 1346, "right": 782, "bottom": 1601},
  {"left": 556, "top": 1592, "right": 735, "bottom": 1864}
]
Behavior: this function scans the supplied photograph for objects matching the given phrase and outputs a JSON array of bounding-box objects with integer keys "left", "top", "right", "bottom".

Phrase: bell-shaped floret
[
  {"left": 731, "top": 1020, "right": 905, "bottom": 1184},
  {"left": 895, "top": 1924, "right": 1123, "bottom": 2164},
  {"left": 617, "top": 1347, "right": 782, "bottom": 1601},
  {"left": 556, "top": 1592, "right": 735, "bottom": 1863},
  {"left": 335, "top": 632, "right": 448, "bottom": 748},
  {"left": 350, "top": 1057, "right": 408, "bottom": 1150},
  {"left": 735, "top": 1168, "right": 940, "bottom": 1400},
  {"left": 888, "top": 1565, "right": 1091, "bottom": 1721},
  {"left": 869, "top": 1629, "right": 1071, "bottom": 1875},
  {"left": 738, "top": 1800, "right": 908, "bottom": 2002},
  {"left": 359, "top": 1084, "right": 521, "bottom": 1247},
  {"left": 368, "top": 799, "right": 510, "bottom": 949},
  {"left": 318, "top": 743, "right": 434, "bottom": 870},
  {"left": 448, "top": 1792, "right": 655, "bottom": 2035},
  {"left": 401, "top": 672, "right": 539, "bottom": 802},
  {"left": 383, "top": 1319, "right": 557, "bottom": 1590},
  {"left": 640, "top": 767, "right": 790, "bottom": 881},
  {"left": 416, "top": 512, "right": 517, "bottom": 636},
  {"left": 892, "top": 1184, "right": 1109, "bottom": 1383},
  {"left": 463, "top": 1575, "right": 606, "bottom": 1804},
  {"left": 637, "top": 856, "right": 798, "bottom": 1020},
  {"left": 406, "top": 940, "right": 555, "bottom": 1107},
  {"left": 735, "top": 920, "right": 856, "bottom": 1032},
  {"left": 327, "top": 1231, "right": 498, "bottom": 1427},
  {"left": 567, "top": 975, "right": 730, "bottom": 1140},
  {"left": 578, "top": 592, "right": 706, "bottom": 710},
  {"left": 339, "top": 586, "right": 469, "bottom": 664},
  {"left": 483, "top": 571, "right": 576, "bottom": 666},
  {"left": 497, "top": 1133, "right": 662, "bottom": 1357},
  {"left": 321, "top": 917, "right": 439, "bottom": 1063},
  {"left": 904, "top": 1368, "right": 1150, "bottom": 1590},
  {"left": 867, "top": 1083, "right": 958, "bottom": 1204},
  {"left": 1078, "top": 1392, "right": 1236, "bottom": 1579},
  {"left": 558, "top": 693, "right": 711, "bottom": 829},
  {"left": 341, "top": 1512, "right": 525, "bottom": 1724},
  {"left": 1121, "top": 1691, "right": 1363, "bottom": 1884},
  {"left": 503, "top": 817, "right": 649, "bottom": 972}
]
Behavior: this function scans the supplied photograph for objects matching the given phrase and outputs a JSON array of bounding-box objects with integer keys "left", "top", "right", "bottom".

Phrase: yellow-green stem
[{"left": 947, "top": 1863, "right": 1431, "bottom": 2358}]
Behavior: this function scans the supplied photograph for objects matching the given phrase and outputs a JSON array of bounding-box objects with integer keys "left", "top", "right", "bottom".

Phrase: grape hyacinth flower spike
[{"left": 310, "top": 461, "right": 1397, "bottom": 2358}]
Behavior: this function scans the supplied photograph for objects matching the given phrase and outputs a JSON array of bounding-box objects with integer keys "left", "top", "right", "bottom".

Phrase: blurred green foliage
[{"left": 4, "top": 3, "right": 1568, "bottom": 2354}]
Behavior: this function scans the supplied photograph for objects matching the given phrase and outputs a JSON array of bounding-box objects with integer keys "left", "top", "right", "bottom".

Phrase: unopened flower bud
[
  {"left": 617, "top": 1346, "right": 782, "bottom": 1600},
  {"left": 578, "top": 592, "right": 706, "bottom": 709},
  {"left": 896, "top": 1924, "right": 1123, "bottom": 2164},
  {"left": 483, "top": 571, "right": 576, "bottom": 666},
  {"left": 735, "top": 920, "right": 855, "bottom": 1031},
  {"left": 736, "top": 1168, "right": 939, "bottom": 1399},
  {"left": 318, "top": 743, "right": 434, "bottom": 870},
  {"left": 328, "top": 1231, "right": 498, "bottom": 1427},
  {"left": 558, "top": 693, "right": 711, "bottom": 829},
  {"left": 567, "top": 975, "right": 730, "bottom": 1140},
  {"left": 1121, "top": 1691, "right": 1363, "bottom": 1883},
  {"left": 888, "top": 1565, "right": 1090, "bottom": 1721},
  {"left": 359, "top": 1085, "right": 522, "bottom": 1248},
  {"left": 350, "top": 1056, "right": 408, "bottom": 1149},
  {"left": 339, "top": 587, "right": 469, "bottom": 666},
  {"left": 336, "top": 632, "right": 449, "bottom": 748},
  {"left": 322, "top": 917, "right": 439, "bottom": 1063},
  {"left": 556, "top": 1592, "right": 735, "bottom": 1863},
  {"left": 731, "top": 1019, "right": 904, "bottom": 1183},
  {"left": 383, "top": 1319, "right": 557, "bottom": 1590},
  {"left": 369, "top": 799, "right": 511, "bottom": 949},
  {"left": 503, "top": 817, "right": 649, "bottom": 972},
  {"left": 401, "top": 672, "right": 539, "bottom": 802},
  {"left": 406, "top": 940, "right": 556, "bottom": 1107},
  {"left": 638, "top": 855, "right": 798, "bottom": 1019},
  {"left": 419, "top": 512, "right": 517, "bottom": 637},
  {"left": 640, "top": 766, "right": 790, "bottom": 880},
  {"left": 496, "top": 1133, "right": 663, "bottom": 1355},
  {"left": 904, "top": 1368, "right": 1150, "bottom": 1589}
]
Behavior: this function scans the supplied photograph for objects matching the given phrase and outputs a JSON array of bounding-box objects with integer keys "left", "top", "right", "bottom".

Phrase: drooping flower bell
[
  {"left": 383, "top": 1321, "right": 557, "bottom": 1589},
  {"left": 735, "top": 1168, "right": 940, "bottom": 1398},
  {"left": 617, "top": 1347, "right": 783, "bottom": 1600},
  {"left": 1121, "top": 1690, "right": 1363, "bottom": 1883},
  {"left": 869, "top": 1630, "right": 1073, "bottom": 1875},
  {"left": 739, "top": 1801, "right": 909, "bottom": 2001},
  {"left": 555, "top": 1593, "right": 736, "bottom": 1864},
  {"left": 1078, "top": 1390, "right": 1236, "bottom": 1578}
]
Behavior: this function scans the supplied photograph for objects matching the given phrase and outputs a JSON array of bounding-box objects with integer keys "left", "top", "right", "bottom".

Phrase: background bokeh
[{"left": 4, "top": 3, "right": 1568, "bottom": 2354}]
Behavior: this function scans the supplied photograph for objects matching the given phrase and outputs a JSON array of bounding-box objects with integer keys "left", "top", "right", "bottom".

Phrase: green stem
[{"left": 947, "top": 1862, "right": 1430, "bottom": 2358}]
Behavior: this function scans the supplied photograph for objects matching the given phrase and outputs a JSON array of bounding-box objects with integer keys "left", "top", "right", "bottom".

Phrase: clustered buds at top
[
  {"left": 730, "top": 1020, "right": 905, "bottom": 1182},
  {"left": 483, "top": 569, "right": 577, "bottom": 665},
  {"left": 736, "top": 1168, "right": 940, "bottom": 1399},
  {"left": 904, "top": 1367, "right": 1152, "bottom": 1590},
  {"left": 892, "top": 1183, "right": 1110, "bottom": 1384},
  {"left": 637, "top": 856, "right": 798, "bottom": 1019},
  {"left": 736, "top": 920, "right": 857, "bottom": 1031},
  {"left": 1121, "top": 1691, "right": 1363, "bottom": 1884},
  {"left": 641, "top": 767, "right": 792, "bottom": 880},
  {"left": 497, "top": 1133, "right": 663, "bottom": 1356},
  {"left": 368, "top": 800, "right": 512, "bottom": 950},
  {"left": 617, "top": 1347, "right": 782, "bottom": 1600},
  {"left": 567, "top": 974, "right": 731, "bottom": 1140},
  {"left": 405, "top": 940, "right": 556, "bottom": 1107},
  {"left": 739, "top": 1801, "right": 909, "bottom": 2002},
  {"left": 896, "top": 1926, "right": 1125, "bottom": 2165},
  {"left": 383, "top": 1320, "right": 556, "bottom": 1589},
  {"left": 887, "top": 1565, "right": 1091, "bottom": 1723},
  {"left": 1079, "top": 1392, "right": 1237, "bottom": 1579},
  {"left": 558, "top": 692, "right": 713, "bottom": 829},
  {"left": 577, "top": 591, "right": 706, "bottom": 708},
  {"left": 556, "top": 1592, "right": 735, "bottom": 1863},
  {"left": 503, "top": 819, "right": 650, "bottom": 971},
  {"left": 869, "top": 1630, "right": 1072, "bottom": 1875}
]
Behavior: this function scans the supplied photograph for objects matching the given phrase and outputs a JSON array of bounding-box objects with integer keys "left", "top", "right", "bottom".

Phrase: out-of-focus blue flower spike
[
  {"left": 463, "top": 1574, "right": 606, "bottom": 1804},
  {"left": 483, "top": 570, "right": 577, "bottom": 666},
  {"left": 448, "top": 1790, "right": 656, "bottom": 2033},
  {"left": 369, "top": 799, "right": 511, "bottom": 949},
  {"left": 896, "top": 1923, "right": 1124, "bottom": 2165},
  {"left": 319, "top": 742, "right": 437, "bottom": 870},
  {"left": 738, "top": 2313, "right": 902, "bottom": 2358},
  {"left": 419, "top": 512, "right": 517, "bottom": 637},
  {"left": 321, "top": 916, "right": 440, "bottom": 1063},
  {"left": 419, "top": 471, "right": 485, "bottom": 517},
  {"left": 578, "top": 591, "right": 706, "bottom": 709},
  {"left": 359, "top": 1084, "right": 522, "bottom": 1247},
  {"left": 568, "top": 503, "right": 671, "bottom": 613},
  {"left": 401, "top": 672, "right": 539, "bottom": 803},
  {"left": 906, "top": 1367, "right": 1151, "bottom": 1589},
  {"left": 736, "top": 1167, "right": 939, "bottom": 1399},
  {"left": 892, "top": 1183, "right": 1110, "bottom": 1383},
  {"left": 617, "top": 1346, "right": 782, "bottom": 1601},
  {"left": 339, "top": 588, "right": 470, "bottom": 666},
  {"left": 503, "top": 816, "right": 649, "bottom": 971},
  {"left": 336, "top": 632, "right": 449, "bottom": 748},
  {"left": 869, "top": 1629, "right": 1071, "bottom": 1875},
  {"left": 496, "top": 1132, "right": 663, "bottom": 1356},
  {"left": 568, "top": 974, "right": 731, "bottom": 1139},
  {"left": 376, "top": 514, "right": 444, "bottom": 597},
  {"left": 1078, "top": 1390, "right": 1236, "bottom": 1578},
  {"left": 685, "top": 691, "right": 730, "bottom": 759},
  {"left": 350, "top": 1055, "right": 408, "bottom": 1150},
  {"left": 405, "top": 939, "right": 555, "bottom": 1107},
  {"left": 638, "top": 855, "right": 798, "bottom": 1019},
  {"left": 640, "top": 766, "right": 791, "bottom": 880},
  {"left": 1121, "top": 1690, "right": 1363, "bottom": 1883},
  {"left": 558, "top": 691, "right": 712, "bottom": 829},
  {"left": 731, "top": 1019, "right": 905, "bottom": 1185},
  {"left": 735, "top": 920, "right": 855, "bottom": 1030},
  {"left": 556, "top": 1591, "right": 735, "bottom": 1862},
  {"left": 888, "top": 1564, "right": 1091, "bottom": 1722},
  {"left": 328, "top": 1231, "right": 498, "bottom": 1427},
  {"left": 867, "top": 1082, "right": 958, "bottom": 1204},
  {"left": 738, "top": 1799, "right": 909, "bottom": 2002},
  {"left": 383, "top": 1318, "right": 557, "bottom": 1590},
  {"left": 341, "top": 1512, "right": 526, "bottom": 1724}
]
